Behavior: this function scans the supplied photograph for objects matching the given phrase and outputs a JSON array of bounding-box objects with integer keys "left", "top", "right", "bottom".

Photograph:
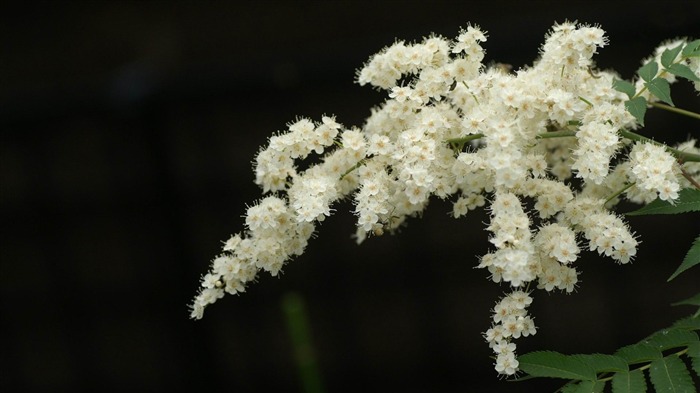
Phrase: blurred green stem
[{"left": 282, "top": 292, "right": 325, "bottom": 393}]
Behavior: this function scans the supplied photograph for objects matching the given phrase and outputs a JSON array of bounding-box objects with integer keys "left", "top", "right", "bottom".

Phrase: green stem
[
  {"left": 444, "top": 127, "right": 700, "bottom": 162},
  {"left": 604, "top": 183, "right": 636, "bottom": 207},
  {"left": 447, "top": 130, "right": 577, "bottom": 147},
  {"left": 445, "top": 133, "right": 485, "bottom": 147},
  {"left": 535, "top": 130, "right": 577, "bottom": 139},
  {"left": 339, "top": 157, "right": 370, "bottom": 180},
  {"left": 578, "top": 96, "right": 593, "bottom": 108},
  {"left": 649, "top": 101, "right": 700, "bottom": 120},
  {"left": 618, "top": 129, "right": 700, "bottom": 162}
]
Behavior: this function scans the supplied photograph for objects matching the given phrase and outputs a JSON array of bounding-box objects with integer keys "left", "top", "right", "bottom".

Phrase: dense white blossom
[{"left": 191, "top": 21, "right": 699, "bottom": 377}]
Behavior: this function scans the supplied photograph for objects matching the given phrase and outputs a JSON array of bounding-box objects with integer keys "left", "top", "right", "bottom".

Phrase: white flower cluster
[
  {"left": 484, "top": 291, "right": 537, "bottom": 376},
  {"left": 191, "top": 21, "right": 700, "bottom": 376},
  {"left": 629, "top": 143, "right": 681, "bottom": 201}
]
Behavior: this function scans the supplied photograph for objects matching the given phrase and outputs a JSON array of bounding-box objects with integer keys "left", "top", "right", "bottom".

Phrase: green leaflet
[
  {"left": 672, "top": 293, "right": 700, "bottom": 308},
  {"left": 615, "top": 342, "right": 663, "bottom": 364},
  {"left": 571, "top": 354, "right": 628, "bottom": 373},
  {"left": 626, "top": 188, "right": 700, "bottom": 216},
  {"left": 672, "top": 315, "right": 700, "bottom": 330},
  {"left": 661, "top": 44, "right": 684, "bottom": 68},
  {"left": 682, "top": 39, "right": 700, "bottom": 57},
  {"left": 643, "top": 329, "right": 699, "bottom": 351},
  {"left": 666, "top": 63, "right": 700, "bottom": 82},
  {"left": 668, "top": 236, "right": 700, "bottom": 282},
  {"left": 613, "top": 79, "right": 635, "bottom": 98},
  {"left": 639, "top": 61, "right": 659, "bottom": 82},
  {"left": 649, "top": 356, "right": 695, "bottom": 393},
  {"left": 518, "top": 351, "right": 596, "bottom": 380},
  {"left": 645, "top": 78, "right": 673, "bottom": 106},
  {"left": 611, "top": 369, "right": 647, "bottom": 393},
  {"left": 624, "top": 96, "right": 648, "bottom": 126}
]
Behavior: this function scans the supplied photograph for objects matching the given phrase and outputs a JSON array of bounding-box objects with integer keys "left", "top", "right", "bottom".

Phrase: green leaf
[
  {"left": 645, "top": 78, "right": 674, "bottom": 106},
  {"left": 613, "top": 79, "right": 636, "bottom": 98},
  {"left": 611, "top": 369, "right": 647, "bottom": 393},
  {"left": 669, "top": 236, "right": 700, "bottom": 281},
  {"left": 661, "top": 44, "right": 684, "bottom": 68},
  {"left": 672, "top": 315, "right": 700, "bottom": 331},
  {"left": 644, "top": 328, "right": 698, "bottom": 351},
  {"left": 571, "top": 354, "right": 628, "bottom": 373},
  {"left": 615, "top": 342, "right": 663, "bottom": 364},
  {"left": 624, "top": 96, "right": 648, "bottom": 126},
  {"left": 639, "top": 61, "right": 659, "bottom": 82},
  {"left": 682, "top": 39, "right": 700, "bottom": 57},
  {"left": 648, "top": 356, "right": 695, "bottom": 393},
  {"left": 667, "top": 63, "right": 700, "bottom": 82},
  {"left": 672, "top": 293, "right": 700, "bottom": 307},
  {"left": 626, "top": 188, "right": 700, "bottom": 216},
  {"left": 518, "top": 351, "right": 596, "bottom": 380}
]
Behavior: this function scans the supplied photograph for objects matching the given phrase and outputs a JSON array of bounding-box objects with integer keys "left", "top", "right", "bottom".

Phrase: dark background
[{"left": 1, "top": 2, "right": 699, "bottom": 392}]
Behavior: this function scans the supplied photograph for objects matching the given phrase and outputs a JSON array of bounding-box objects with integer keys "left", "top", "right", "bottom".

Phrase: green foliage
[{"left": 517, "top": 299, "right": 700, "bottom": 393}]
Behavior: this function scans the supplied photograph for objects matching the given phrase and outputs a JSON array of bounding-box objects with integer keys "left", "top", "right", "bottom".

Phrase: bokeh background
[{"left": 2, "top": 1, "right": 699, "bottom": 392}]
